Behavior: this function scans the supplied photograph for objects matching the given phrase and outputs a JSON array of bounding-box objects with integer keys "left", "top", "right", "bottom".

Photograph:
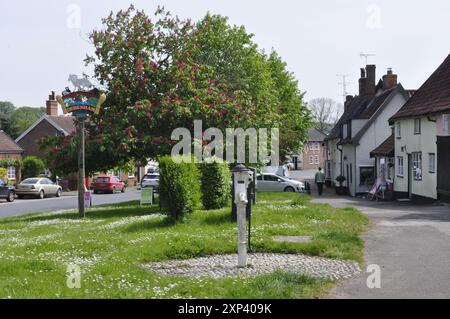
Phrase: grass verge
[{"left": 0, "top": 192, "right": 368, "bottom": 298}]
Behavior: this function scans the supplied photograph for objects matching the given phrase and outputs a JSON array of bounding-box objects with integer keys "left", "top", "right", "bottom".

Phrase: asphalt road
[
  {"left": 0, "top": 189, "right": 140, "bottom": 218},
  {"left": 312, "top": 191, "right": 450, "bottom": 299}
]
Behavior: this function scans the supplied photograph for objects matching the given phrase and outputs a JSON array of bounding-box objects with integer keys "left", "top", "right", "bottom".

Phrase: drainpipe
[
  {"left": 354, "top": 145, "right": 357, "bottom": 197},
  {"left": 336, "top": 142, "right": 343, "bottom": 177}
]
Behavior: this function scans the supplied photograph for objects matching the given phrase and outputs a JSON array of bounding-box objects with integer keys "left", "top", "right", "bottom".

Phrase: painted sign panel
[
  {"left": 84, "top": 191, "right": 91, "bottom": 208},
  {"left": 56, "top": 89, "right": 106, "bottom": 118}
]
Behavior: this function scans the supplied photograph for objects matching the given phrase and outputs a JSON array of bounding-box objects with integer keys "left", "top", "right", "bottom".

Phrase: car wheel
[
  {"left": 56, "top": 188, "right": 62, "bottom": 197},
  {"left": 284, "top": 186, "right": 295, "bottom": 192},
  {"left": 7, "top": 191, "right": 15, "bottom": 202},
  {"left": 112, "top": 187, "right": 116, "bottom": 194},
  {"left": 93, "top": 190, "right": 98, "bottom": 194},
  {"left": 121, "top": 187, "right": 125, "bottom": 193},
  {"left": 39, "top": 190, "right": 45, "bottom": 199}
]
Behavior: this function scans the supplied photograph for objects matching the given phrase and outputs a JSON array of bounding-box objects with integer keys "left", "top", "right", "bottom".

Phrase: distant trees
[
  {"left": 0, "top": 102, "right": 45, "bottom": 138},
  {"left": 307, "top": 98, "right": 343, "bottom": 133}
]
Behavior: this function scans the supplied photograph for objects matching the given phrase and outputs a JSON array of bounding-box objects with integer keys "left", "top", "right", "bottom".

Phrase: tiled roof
[
  {"left": 308, "top": 127, "right": 327, "bottom": 142},
  {"left": 358, "top": 88, "right": 395, "bottom": 119},
  {"left": 390, "top": 54, "right": 450, "bottom": 121},
  {"left": 326, "top": 95, "right": 370, "bottom": 140},
  {"left": 0, "top": 130, "right": 23, "bottom": 153},
  {"left": 370, "top": 134, "right": 394, "bottom": 158},
  {"left": 47, "top": 116, "right": 76, "bottom": 135}
]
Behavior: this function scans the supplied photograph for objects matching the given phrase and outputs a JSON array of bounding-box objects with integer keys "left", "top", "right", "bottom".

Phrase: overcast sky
[{"left": 1, "top": 0, "right": 449, "bottom": 107}]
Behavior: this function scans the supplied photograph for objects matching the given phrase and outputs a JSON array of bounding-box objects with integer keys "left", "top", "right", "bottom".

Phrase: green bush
[
  {"left": 199, "top": 160, "right": 231, "bottom": 210},
  {"left": 22, "top": 156, "right": 45, "bottom": 179},
  {"left": 158, "top": 156, "right": 201, "bottom": 221}
]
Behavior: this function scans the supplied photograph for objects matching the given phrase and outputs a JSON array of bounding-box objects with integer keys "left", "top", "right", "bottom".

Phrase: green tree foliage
[
  {"left": 10, "top": 107, "right": 46, "bottom": 137},
  {"left": 0, "top": 102, "right": 45, "bottom": 138},
  {"left": 199, "top": 159, "right": 231, "bottom": 210},
  {"left": 42, "top": 6, "right": 311, "bottom": 172},
  {"left": 38, "top": 130, "right": 116, "bottom": 177},
  {"left": 158, "top": 156, "right": 201, "bottom": 221},
  {"left": 0, "top": 101, "right": 16, "bottom": 137},
  {"left": 22, "top": 156, "right": 45, "bottom": 179},
  {"left": 267, "top": 52, "right": 312, "bottom": 161}
]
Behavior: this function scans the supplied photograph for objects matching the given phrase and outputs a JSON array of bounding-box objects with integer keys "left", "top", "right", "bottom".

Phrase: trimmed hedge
[
  {"left": 199, "top": 160, "right": 231, "bottom": 210},
  {"left": 158, "top": 156, "right": 201, "bottom": 221}
]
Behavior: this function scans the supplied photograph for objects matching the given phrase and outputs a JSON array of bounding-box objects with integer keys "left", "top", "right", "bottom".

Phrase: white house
[
  {"left": 326, "top": 65, "right": 414, "bottom": 196},
  {"left": 389, "top": 53, "right": 450, "bottom": 202}
]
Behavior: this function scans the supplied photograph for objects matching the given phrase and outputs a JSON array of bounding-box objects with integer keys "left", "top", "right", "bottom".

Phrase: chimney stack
[
  {"left": 365, "top": 65, "right": 376, "bottom": 96},
  {"left": 46, "top": 91, "right": 58, "bottom": 116},
  {"left": 359, "top": 68, "right": 367, "bottom": 96},
  {"left": 382, "top": 68, "right": 398, "bottom": 90},
  {"left": 344, "top": 95, "right": 354, "bottom": 112}
]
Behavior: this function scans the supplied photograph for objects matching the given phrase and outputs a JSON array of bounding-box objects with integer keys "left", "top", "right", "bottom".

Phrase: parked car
[
  {"left": 140, "top": 173, "right": 159, "bottom": 190},
  {"left": 146, "top": 166, "right": 158, "bottom": 174},
  {"left": 92, "top": 175, "right": 125, "bottom": 194},
  {"left": 16, "top": 177, "right": 62, "bottom": 199},
  {"left": 0, "top": 178, "right": 15, "bottom": 202},
  {"left": 256, "top": 173, "right": 305, "bottom": 193}
]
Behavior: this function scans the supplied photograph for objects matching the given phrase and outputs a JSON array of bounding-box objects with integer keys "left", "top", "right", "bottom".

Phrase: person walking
[{"left": 315, "top": 167, "right": 325, "bottom": 196}]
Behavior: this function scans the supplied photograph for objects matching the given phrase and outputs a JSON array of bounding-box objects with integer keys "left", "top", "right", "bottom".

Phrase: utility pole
[
  {"left": 337, "top": 74, "right": 351, "bottom": 104},
  {"left": 360, "top": 52, "right": 376, "bottom": 65}
]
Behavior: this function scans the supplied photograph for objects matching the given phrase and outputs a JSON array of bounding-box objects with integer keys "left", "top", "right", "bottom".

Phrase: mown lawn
[{"left": 0, "top": 193, "right": 368, "bottom": 299}]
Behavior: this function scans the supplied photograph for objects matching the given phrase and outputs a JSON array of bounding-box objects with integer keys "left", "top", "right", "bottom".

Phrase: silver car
[
  {"left": 16, "top": 177, "right": 62, "bottom": 199},
  {"left": 141, "top": 173, "right": 159, "bottom": 190},
  {"left": 256, "top": 173, "right": 305, "bottom": 193}
]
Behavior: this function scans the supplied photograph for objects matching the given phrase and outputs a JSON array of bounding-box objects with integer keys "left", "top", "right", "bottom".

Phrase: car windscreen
[
  {"left": 143, "top": 175, "right": 159, "bottom": 180},
  {"left": 22, "top": 179, "right": 39, "bottom": 184},
  {"left": 95, "top": 177, "right": 110, "bottom": 183}
]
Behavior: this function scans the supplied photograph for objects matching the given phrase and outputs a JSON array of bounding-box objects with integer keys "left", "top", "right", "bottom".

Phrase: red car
[{"left": 92, "top": 175, "right": 126, "bottom": 194}]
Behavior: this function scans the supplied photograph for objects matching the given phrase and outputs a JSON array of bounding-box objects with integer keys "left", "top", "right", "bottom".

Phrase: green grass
[{"left": 0, "top": 193, "right": 368, "bottom": 298}]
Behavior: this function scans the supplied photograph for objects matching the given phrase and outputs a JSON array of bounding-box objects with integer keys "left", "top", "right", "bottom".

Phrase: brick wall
[{"left": 302, "top": 141, "right": 326, "bottom": 170}]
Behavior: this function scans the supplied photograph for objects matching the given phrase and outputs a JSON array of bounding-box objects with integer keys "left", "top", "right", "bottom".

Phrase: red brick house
[
  {"left": 0, "top": 130, "right": 24, "bottom": 182},
  {"left": 291, "top": 127, "right": 327, "bottom": 170},
  {"left": 15, "top": 92, "right": 76, "bottom": 159},
  {"left": 15, "top": 92, "right": 140, "bottom": 189}
]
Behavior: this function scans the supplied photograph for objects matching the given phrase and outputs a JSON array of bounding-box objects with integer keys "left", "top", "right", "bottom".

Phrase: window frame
[
  {"left": 396, "top": 122, "right": 401, "bottom": 139},
  {"left": 414, "top": 118, "right": 421, "bottom": 135},
  {"left": 412, "top": 152, "right": 422, "bottom": 181},
  {"left": 397, "top": 156, "right": 404, "bottom": 177},
  {"left": 7, "top": 166, "right": 15, "bottom": 181},
  {"left": 428, "top": 153, "right": 436, "bottom": 174},
  {"left": 359, "top": 166, "right": 375, "bottom": 186},
  {"left": 443, "top": 114, "right": 450, "bottom": 134}
]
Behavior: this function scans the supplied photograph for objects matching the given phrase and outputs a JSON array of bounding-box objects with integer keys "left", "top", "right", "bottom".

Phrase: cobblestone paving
[{"left": 145, "top": 253, "right": 361, "bottom": 280}]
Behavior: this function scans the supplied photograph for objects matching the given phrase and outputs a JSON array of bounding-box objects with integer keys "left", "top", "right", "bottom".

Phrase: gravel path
[{"left": 145, "top": 253, "right": 361, "bottom": 280}]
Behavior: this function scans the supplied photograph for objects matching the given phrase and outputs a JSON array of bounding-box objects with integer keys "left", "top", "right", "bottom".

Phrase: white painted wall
[
  {"left": 327, "top": 138, "right": 342, "bottom": 184},
  {"left": 341, "top": 143, "right": 356, "bottom": 195},
  {"left": 339, "top": 92, "right": 407, "bottom": 196},
  {"left": 394, "top": 117, "right": 437, "bottom": 199},
  {"left": 436, "top": 113, "right": 450, "bottom": 136},
  {"left": 352, "top": 119, "right": 367, "bottom": 137}
]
